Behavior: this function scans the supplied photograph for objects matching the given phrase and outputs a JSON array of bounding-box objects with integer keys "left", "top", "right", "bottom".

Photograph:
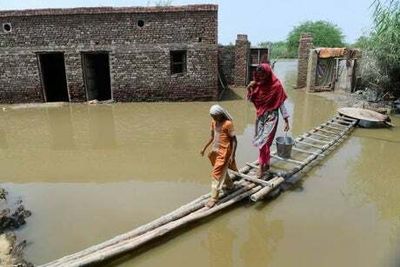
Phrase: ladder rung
[
  {"left": 338, "top": 115, "right": 357, "bottom": 122},
  {"left": 292, "top": 147, "right": 325, "bottom": 157},
  {"left": 309, "top": 132, "right": 332, "bottom": 139},
  {"left": 296, "top": 140, "right": 325, "bottom": 149},
  {"left": 246, "top": 162, "right": 259, "bottom": 169},
  {"left": 229, "top": 170, "right": 270, "bottom": 186},
  {"left": 246, "top": 162, "right": 280, "bottom": 177},
  {"left": 315, "top": 127, "right": 339, "bottom": 135},
  {"left": 329, "top": 121, "right": 350, "bottom": 128},
  {"left": 271, "top": 154, "right": 304, "bottom": 165},
  {"left": 304, "top": 136, "right": 331, "bottom": 144},
  {"left": 334, "top": 118, "right": 353, "bottom": 124},
  {"left": 322, "top": 124, "right": 344, "bottom": 131}
]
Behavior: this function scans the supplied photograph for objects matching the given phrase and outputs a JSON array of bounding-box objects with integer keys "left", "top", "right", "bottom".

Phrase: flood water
[{"left": 1, "top": 60, "right": 400, "bottom": 267}]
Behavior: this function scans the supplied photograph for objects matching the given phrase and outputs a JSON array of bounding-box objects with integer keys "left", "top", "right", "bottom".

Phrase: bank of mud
[{"left": 0, "top": 187, "right": 32, "bottom": 267}]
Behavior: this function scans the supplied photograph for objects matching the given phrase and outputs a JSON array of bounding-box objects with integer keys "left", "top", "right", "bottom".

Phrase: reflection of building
[
  {"left": 0, "top": 5, "right": 219, "bottom": 103},
  {"left": 88, "top": 105, "right": 116, "bottom": 149},
  {"left": 47, "top": 107, "right": 75, "bottom": 150}
]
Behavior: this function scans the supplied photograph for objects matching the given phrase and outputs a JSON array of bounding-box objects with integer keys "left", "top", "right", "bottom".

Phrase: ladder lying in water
[{"left": 40, "top": 114, "right": 358, "bottom": 267}]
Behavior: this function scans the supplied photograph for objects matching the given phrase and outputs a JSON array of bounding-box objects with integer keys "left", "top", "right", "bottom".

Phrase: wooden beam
[
  {"left": 292, "top": 147, "right": 325, "bottom": 157},
  {"left": 229, "top": 170, "right": 270, "bottom": 186},
  {"left": 303, "top": 136, "right": 331, "bottom": 144},
  {"left": 296, "top": 140, "right": 325, "bottom": 149},
  {"left": 309, "top": 131, "right": 332, "bottom": 139},
  {"left": 271, "top": 154, "right": 304, "bottom": 165}
]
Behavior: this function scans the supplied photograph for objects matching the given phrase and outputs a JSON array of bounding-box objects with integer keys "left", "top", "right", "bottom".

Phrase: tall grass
[{"left": 363, "top": 0, "right": 400, "bottom": 96}]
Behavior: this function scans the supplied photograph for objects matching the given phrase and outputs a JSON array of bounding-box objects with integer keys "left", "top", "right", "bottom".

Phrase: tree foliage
[
  {"left": 258, "top": 41, "right": 292, "bottom": 59},
  {"left": 358, "top": 0, "right": 400, "bottom": 96},
  {"left": 286, "top": 20, "right": 345, "bottom": 57}
]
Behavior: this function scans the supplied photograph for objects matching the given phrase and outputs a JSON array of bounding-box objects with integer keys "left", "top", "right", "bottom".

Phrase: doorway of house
[
  {"left": 81, "top": 53, "right": 112, "bottom": 101},
  {"left": 37, "top": 53, "right": 69, "bottom": 102}
]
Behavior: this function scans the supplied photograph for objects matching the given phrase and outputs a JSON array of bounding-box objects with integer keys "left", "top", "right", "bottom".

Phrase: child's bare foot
[{"left": 205, "top": 198, "right": 218, "bottom": 208}]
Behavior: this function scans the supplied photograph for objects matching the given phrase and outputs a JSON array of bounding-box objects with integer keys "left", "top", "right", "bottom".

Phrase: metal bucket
[{"left": 276, "top": 135, "right": 294, "bottom": 159}]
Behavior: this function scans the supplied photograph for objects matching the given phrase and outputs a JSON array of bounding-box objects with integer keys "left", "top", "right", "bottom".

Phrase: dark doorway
[
  {"left": 82, "top": 53, "right": 112, "bottom": 101},
  {"left": 38, "top": 53, "right": 69, "bottom": 102}
]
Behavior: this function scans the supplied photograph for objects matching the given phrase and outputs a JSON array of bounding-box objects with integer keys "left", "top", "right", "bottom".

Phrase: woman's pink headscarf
[{"left": 248, "top": 63, "right": 287, "bottom": 117}]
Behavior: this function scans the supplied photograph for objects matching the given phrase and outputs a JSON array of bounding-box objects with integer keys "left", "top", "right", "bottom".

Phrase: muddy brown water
[{"left": 1, "top": 60, "right": 400, "bottom": 267}]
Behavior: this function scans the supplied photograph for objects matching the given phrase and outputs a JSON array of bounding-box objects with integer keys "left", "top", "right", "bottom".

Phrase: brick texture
[
  {"left": 0, "top": 5, "right": 218, "bottom": 103},
  {"left": 296, "top": 33, "right": 313, "bottom": 89},
  {"left": 234, "top": 34, "right": 250, "bottom": 87}
]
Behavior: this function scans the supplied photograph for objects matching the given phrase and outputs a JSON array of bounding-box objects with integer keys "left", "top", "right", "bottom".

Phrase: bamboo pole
[
  {"left": 303, "top": 136, "right": 331, "bottom": 144},
  {"left": 49, "top": 175, "right": 272, "bottom": 267},
  {"left": 271, "top": 154, "right": 304, "bottom": 165},
  {"left": 308, "top": 132, "right": 332, "bottom": 139},
  {"left": 250, "top": 177, "right": 285, "bottom": 202},
  {"left": 229, "top": 170, "right": 271, "bottom": 186},
  {"left": 250, "top": 119, "right": 357, "bottom": 201},
  {"left": 40, "top": 162, "right": 258, "bottom": 267}
]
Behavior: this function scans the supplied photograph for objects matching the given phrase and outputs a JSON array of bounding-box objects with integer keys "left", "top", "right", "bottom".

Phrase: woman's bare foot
[
  {"left": 257, "top": 164, "right": 265, "bottom": 179},
  {"left": 205, "top": 198, "right": 218, "bottom": 208}
]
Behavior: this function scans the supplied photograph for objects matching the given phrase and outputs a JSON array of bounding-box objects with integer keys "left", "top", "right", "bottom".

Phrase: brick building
[{"left": 0, "top": 5, "right": 218, "bottom": 103}]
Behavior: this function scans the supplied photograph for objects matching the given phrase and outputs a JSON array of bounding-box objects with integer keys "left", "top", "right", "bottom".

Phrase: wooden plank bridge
[{"left": 40, "top": 114, "right": 358, "bottom": 267}]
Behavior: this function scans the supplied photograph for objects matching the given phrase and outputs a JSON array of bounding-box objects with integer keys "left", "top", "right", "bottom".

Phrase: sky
[{"left": 0, "top": 0, "right": 373, "bottom": 45}]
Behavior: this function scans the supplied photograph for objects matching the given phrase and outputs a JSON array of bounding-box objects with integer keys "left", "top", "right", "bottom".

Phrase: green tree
[
  {"left": 259, "top": 41, "right": 292, "bottom": 59},
  {"left": 286, "top": 20, "right": 345, "bottom": 57}
]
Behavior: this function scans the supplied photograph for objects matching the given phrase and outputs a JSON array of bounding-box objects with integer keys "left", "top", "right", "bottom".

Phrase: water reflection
[
  {"left": 0, "top": 112, "right": 9, "bottom": 149},
  {"left": 47, "top": 106, "right": 75, "bottom": 150},
  {"left": 0, "top": 129, "right": 8, "bottom": 149},
  {"left": 206, "top": 220, "right": 235, "bottom": 267},
  {"left": 88, "top": 105, "right": 116, "bottom": 149},
  {"left": 240, "top": 214, "right": 283, "bottom": 267}
]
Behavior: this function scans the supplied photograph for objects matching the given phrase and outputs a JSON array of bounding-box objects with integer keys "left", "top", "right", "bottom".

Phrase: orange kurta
[{"left": 208, "top": 120, "right": 238, "bottom": 180}]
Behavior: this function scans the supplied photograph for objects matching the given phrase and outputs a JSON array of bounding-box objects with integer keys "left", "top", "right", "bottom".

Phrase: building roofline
[{"left": 0, "top": 4, "right": 218, "bottom": 18}]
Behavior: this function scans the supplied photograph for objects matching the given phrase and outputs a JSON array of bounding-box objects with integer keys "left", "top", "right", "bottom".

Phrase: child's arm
[
  {"left": 200, "top": 129, "right": 214, "bottom": 156},
  {"left": 230, "top": 136, "right": 237, "bottom": 163}
]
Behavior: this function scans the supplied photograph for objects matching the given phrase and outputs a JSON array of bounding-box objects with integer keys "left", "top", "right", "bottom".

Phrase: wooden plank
[
  {"left": 250, "top": 177, "right": 285, "bottom": 202},
  {"left": 296, "top": 140, "right": 325, "bottom": 149},
  {"left": 322, "top": 124, "right": 345, "bottom": 131},
  {"left": 246, "top": 162, "right": 259, "bottom": 169},
  {"left": 315, "top": 127, "right": 339, "bottom": 135},
  {"left": 229, "top": 170, "right": 270, "bottom": 186},
  {"left": 329, "top": 121, "right": 351, "bottom": 128},
  {"left": 309, "top": 132, "right": 332, "bottom": 139},
  {"left": 271, "top": 154, "right": 304, "bottom": 165},
  {"left": 303, "top": 136, "right": 331, "bottom": 144},
  {"left": 292, "top": 147, "right": 325, "bottom": 157},
  {"left": 334, "top": 118, "right": 353, "bottom": 124},
  {"left": 337, "top": 115, "right": 357, "bottom": 122}
]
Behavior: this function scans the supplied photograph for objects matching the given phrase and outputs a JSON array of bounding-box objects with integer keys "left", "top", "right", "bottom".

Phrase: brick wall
[
  {"left": 0, "top": 5, "right": 218, "bottom": 103},
  {"left": 234, "top": 34, "right": 250, "bottom": 87},
  {"left": 296, "top": 33, "right": 313, "bottom": 89},
  {"left": 218, "top": 45, "right": 235, "bottom": 85}
]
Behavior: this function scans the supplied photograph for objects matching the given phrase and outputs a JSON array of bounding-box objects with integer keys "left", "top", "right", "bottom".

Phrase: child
[{"left": 200, "top": 104, "right": 238, "bottom": 208}]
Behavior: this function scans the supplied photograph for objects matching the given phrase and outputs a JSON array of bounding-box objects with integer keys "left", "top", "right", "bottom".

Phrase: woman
[
  {"left": 200, "top": 104, "right": 238, "bottom": 208},
  {"left": 247, "top": 64, "right": 290, "bottom": 178}
]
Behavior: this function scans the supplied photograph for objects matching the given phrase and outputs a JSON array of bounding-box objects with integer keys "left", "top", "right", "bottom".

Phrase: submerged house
[{"left": 0, "top": 5, "right": 219, "bottom": 103}]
